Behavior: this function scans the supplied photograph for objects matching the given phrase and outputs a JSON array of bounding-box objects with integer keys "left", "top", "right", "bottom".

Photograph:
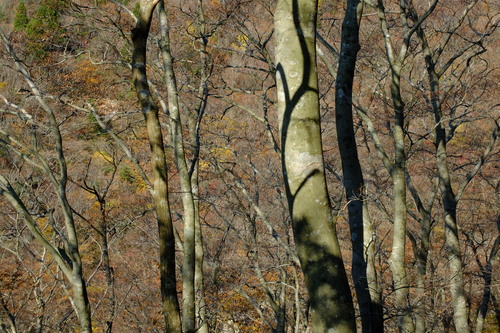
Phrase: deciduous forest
[{"left": 0, "top": 0, "right": 498, "bottom": 332}]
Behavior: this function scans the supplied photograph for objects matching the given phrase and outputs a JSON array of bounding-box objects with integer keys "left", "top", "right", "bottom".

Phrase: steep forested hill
[{"left": 0, "top": 1, "right": 498, "bottom": 332}]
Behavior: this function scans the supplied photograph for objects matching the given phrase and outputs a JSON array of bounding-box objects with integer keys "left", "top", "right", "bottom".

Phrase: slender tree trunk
[
  {"left": 363, "top": 203, "right": 384, "bottom": 331},
  {"left": 414, "top": 21, "right": 469, "bottom": 333},
  {"left": 474, "top": 227, "right": 499, "bottom": 333},
  {"left": 388, "top": 62, "right": 414, "bottom": 333},
  {"left": 189, "top": 78, "right": 209, "bottom": 333},
  {"left": 99, "top": 214, "right": 116, "bottom": 333},
  {"left": 0, "top": 29, "right": 93, "bottom": 332},
  {"left": 373, "top": 2, "right": 415, "bottom": 330},
  {"left": 158, "top": 2, "right": 197, "bottom": 332},
  {"left": 413, "top": 212, "right": 431, "bottom": 333},
  {"left": 436, "top": 142, "right": 469, "bottom": 333},
  {"left": 194, "top": 193, "right": 208, "bottom": 333},
  {"left": 277, "top": 269, "right": 286, "bottom": 333},
  {"left": 435, "top": 128, "right": 469, "bottom": 333},
  {"left": 275, "top": 0, "right": 356, "bottom": 331},
  {"left": 191, "top": 2, "right": 209, "bottom": 331},
  {"left": 406, "top": 172, "right": 437, "bottom": 333},
  {"left": 335, "top": 0, "right": 384, "bottom": 331},
  {"left": 131, "top": 2, "right": 182, "bottom": 331}
]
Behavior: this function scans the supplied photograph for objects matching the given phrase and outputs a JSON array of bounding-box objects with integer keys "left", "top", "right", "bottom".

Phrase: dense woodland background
[{"left": 0, "top": 0, "right": 498, "bottom": 332}]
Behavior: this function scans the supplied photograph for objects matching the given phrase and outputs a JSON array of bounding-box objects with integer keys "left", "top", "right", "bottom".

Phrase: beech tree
[
  {"left": 1, "top": 0, "right": 498, "bottom": 331},
  {"left": 353, "top": 0, "right": 498, "bottom": 331},
  {"left": 335, "top": 0, "right": 384, "bottom": 331},
  {"left": 275, "top": 0, "right": 356, "bottom": 331},
  {"left": 409, "top": 1, "right": 498, "bottom": 331},
  {"left": 130, "top": 0, "right": 214, "bottom": 331},
  {"left": 156, "top": 0, "right": 210, "bottom": 330},
  {"left": 130, "top": 1, "right": 182, "bottom": 331},
  {"left": 0, "top": 30, "right": 92, "bottom": 333}
]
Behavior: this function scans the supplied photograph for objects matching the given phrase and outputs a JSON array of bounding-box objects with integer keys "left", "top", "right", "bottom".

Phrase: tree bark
[
  {"left": 473, "top": 220, "right": 499, "bottom": 333},
  {"left": 190, "top": 2, "right": 209, "bottom": 330},
  {"left": 406, "top": 172, "right": 437, "bottom": 333},
  {"left": 373, "top": 1, "right": 416, "bottom": 330},
  {"left": 157, "top": 2, "right": 197, "bottom": 332},
  {"left": 275, "top": 0, "right": 356, "bottom": 331},
  {"left": 389, "top": 64, "right": 413, "bottom": 332},
  {"left": 335, "top": 0, "right": 384, "bottom": 331},
  {"left": 131, "top": 2, "right": 182, "bottom": 331},
  {"left": 186, "top": 1, "right": 210, "bottom": 329},
  {"left": 412, "top": 6, "right": 471, "bottom": 331}
]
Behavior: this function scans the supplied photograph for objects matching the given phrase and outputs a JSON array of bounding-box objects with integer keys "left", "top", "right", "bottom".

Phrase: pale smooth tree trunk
[
  {"left": 406, "top": 172, "right": 437, "bottom": 333},
  {"left": 191, "top": 2, "right": 209, "bottom": 331},
  {"left": 0, "top": 178, "right": 92, "bottom": 333},
  {"left": 428, "top": 64, "right": 469, "bottom": 333},
  {"left": 416, "top": 4, "right": 498, "bottom": 328},
  {"left": 389, "top": 64, "right": 413, "bottom": 332},
  {"left": 363, "top": 204, "right": 383, "bottom": 329},
  {"left": 193, "top": 184, "right": 208, "bottom": 333},
  {"left": 131, "top": 1, "right": 182, "bottom": 331},
  {"left": 275, "top": 0, "right": 356, "bottom": 331},
  {"left": 190, "top": 110, "right": 207, "bottom": 333},
  {"left": 373, "top": 1, "right": 418, "bottom": 330},
  {"left": 335, "top": 0, "right": 384, "bottom": 331},
  {"left": 434, "top": 115, "right": 469, "bottom": 333},
  {"left": 411, "top": 4, "right": 473, "bottom": 330},
  {"left": 158, "top": 2, "right": 197, "bottom": 332}
]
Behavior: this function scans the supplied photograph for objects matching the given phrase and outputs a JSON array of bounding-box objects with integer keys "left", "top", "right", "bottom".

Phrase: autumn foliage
[{"left": 0, "top": 0, "right": 498, "bottom": 332}]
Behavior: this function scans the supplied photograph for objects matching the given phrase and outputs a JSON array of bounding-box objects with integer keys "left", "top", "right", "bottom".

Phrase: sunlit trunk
[
  {"left": 158, "top": 2, "right": 197, "bottom": 331},
  {"left": 131, "top": 2, "right": 182, "bottom": 331},
  {"left": 415, "top": 21, "right": 470, "bottom": 333},
  {"left": 275, "top": 0, "right": 356, "bottom": 331}
]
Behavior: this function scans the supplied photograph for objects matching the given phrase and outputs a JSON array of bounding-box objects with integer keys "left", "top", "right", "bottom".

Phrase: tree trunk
[
  {"left": 363, "top": 202, "right": 384, "bottom": 332},
  {"left": 414, "top": 19, "right": 470, "bottom": 333},
  {"left": 131, "top": 2, "right": 182, "bottom": 331},
  {"left": 275, "top": 0, "right": 356, "bottom": 331},
  {"left": 71, "top": 275, "right": 92, "bottom": 333},
  {"left": 406, "top": 171, "right": 436, "bottom": 333},
  {"left": 413, "top": 213, "right": 432, "bottom": 333},
  {"left": 99, "top": 212, "right": 116, "bottom": 333},
  {"left": 373, "top": 1, "right": 414, "bottom": 330},
  {"left": 189, "top": 2, "right": 209, "bottom": 331},
  {"left": 436, "top": 132, "right": 469, "bottom": 333},
  {"left": 189, "top": 0, "right": 209, "bottom": 325},
  {"left": 335, "top": 0, "right": 384, "bottom": 331},
  {"left": 437, "top": 148, "right": 469, "bottom": 333},
  {"left": 158, "top": 2, "right": 197, "bottom": 332},
  {"left": 388, "top": 62, "right": 414, "bottom": 333},
  {"left": 474, "top": 229, "right": 499, "bottom": 333}
]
